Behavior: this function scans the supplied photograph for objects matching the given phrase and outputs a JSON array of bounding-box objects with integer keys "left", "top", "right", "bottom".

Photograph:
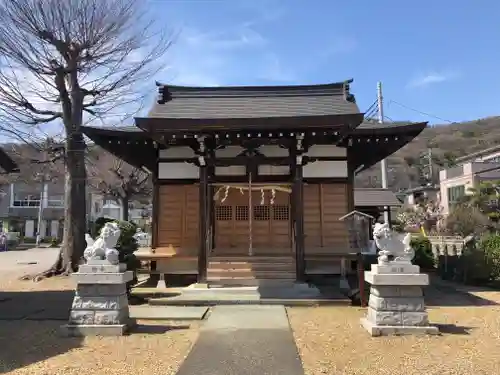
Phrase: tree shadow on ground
[
  {"left": 435, "top": 323, "right": 475, "bottom": 335},
  {"left": 131, "top": 324, "right": 191, "bottom": 334},
  {"left": 341, "top": 274, "right": 498, "bottom": 307},
  {"left": 0, "top": 290, "right": 82, "bottom": 374},
  {"left": 424, "top": 284, "right": 498, "bottom": 307}
]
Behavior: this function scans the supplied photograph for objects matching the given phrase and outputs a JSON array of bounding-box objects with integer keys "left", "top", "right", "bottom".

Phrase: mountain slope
[{"left": 356, "top": 116, "right": 500, "bottom": 190}]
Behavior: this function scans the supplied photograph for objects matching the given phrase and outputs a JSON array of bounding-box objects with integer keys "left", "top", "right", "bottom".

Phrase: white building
[{"left": 439, "top": 145, "right": 500, "bottom": 215}]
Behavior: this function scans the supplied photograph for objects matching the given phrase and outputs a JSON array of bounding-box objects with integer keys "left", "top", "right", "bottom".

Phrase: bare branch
[
  {"left": 87, "top": 147, "right": 151, "bottom": 201},
  {"left": 0, "top": 0, "right": 172, "bottom": 278},
  {"left": 0, "top": 0, "right": 173, "bottom": 137}
]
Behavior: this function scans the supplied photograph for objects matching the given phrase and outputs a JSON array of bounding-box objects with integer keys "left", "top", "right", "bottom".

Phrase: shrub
[
  {"left": 93, "top": 217, "right": 115, "bottom": 238},
  {"left": 50, "top": 237, "right": 60, "bottom": 247},
  {"left": 411, "top": 236, "right": 435, "bottom": 270},
  {"left": 23, "top": 236, "right": 37, "bottom": 244},
  {"left": 445, "top": 206, "right": 491, "bottom": 236},
  {"left": 478, "top": 233, "right": 500, "bottom": 281}
]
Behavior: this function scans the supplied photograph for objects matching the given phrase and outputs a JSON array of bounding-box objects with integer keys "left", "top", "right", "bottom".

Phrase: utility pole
[
  {"left": 377, "top": 82, "right": 390, "bottom": 225},
  {"left": 426, "top": 148, "right": 433, "bottom": 184},
  {"left": 418, "top": 148, "right": 434, "bottom": 185},
  {"left": 35, "top": 174, "right": 45, "bottom": 247}
]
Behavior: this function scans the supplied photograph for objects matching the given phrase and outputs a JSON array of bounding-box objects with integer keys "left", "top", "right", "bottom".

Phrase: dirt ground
[
  {"left": 288, "top": 288, "right": 500, "bottom": 375},
  {"left": 3, "top": 249, "right": 500, "bottom": 374},
  {"left": 0, "top": 319, "right": 199, "bottom": 375},
  {"left": 0, "top": 251, "right": 199, "bottom": 375}
]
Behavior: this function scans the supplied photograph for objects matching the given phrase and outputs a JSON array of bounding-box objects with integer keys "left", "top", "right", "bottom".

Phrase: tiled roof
[
  {"left": 149, "top": 81, "right": 360, "bottom": 119},
  {"left": 0, "top": 147, "right": 18, "bottom": 173},
  {"left": 354, "top": 188, "right": 402, "bottom": 207}
]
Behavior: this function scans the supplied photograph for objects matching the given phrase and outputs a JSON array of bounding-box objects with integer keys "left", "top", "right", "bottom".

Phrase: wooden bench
[{"left": 135, "top": 249, "right": 197, "bottom": 289}]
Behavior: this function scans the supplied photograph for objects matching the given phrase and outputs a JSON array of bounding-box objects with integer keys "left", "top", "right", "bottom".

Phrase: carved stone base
[
  {"left": 361, "top": 264, "right": 439, "bottom": 337},
  {"left": 61, "top": 322, "right": 137, "bottom": 337},
  {"left": 62, "top": 263, "right": 134, "bottom": 337},
  {"left": 360, "top": 317, "right": 439, "bottom": 337}
]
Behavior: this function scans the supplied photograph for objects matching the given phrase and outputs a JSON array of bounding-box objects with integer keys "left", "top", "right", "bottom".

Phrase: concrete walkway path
[{"left": 175, "top": 305, "right": 304, "bottom": 375}]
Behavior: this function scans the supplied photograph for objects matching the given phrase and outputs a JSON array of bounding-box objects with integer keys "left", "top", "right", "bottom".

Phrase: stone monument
[
  {"left": 62, "top": 222, "right": 136, "bottom": 336},
  {"left": 360, "top": 223, "right": 439, "bottom": 336}
]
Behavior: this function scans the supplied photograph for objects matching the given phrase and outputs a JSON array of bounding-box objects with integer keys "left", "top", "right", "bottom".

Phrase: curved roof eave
[
  {"left": 81, "top": 126, "right": 156, "bottom": 171},
  {"left": 0, "top": 148, "right": 19, "bottom": 174},
  {"left": 350, "top": 121, "right": 427, "bottom": 173}
]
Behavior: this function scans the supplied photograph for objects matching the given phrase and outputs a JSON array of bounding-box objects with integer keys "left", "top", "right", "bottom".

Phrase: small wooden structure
[
  {"left": 339, "top": 210, "right": 374, "bottom": 253},
  {"left": 339, "top": 210, "right": 375, "bottom": 307}
]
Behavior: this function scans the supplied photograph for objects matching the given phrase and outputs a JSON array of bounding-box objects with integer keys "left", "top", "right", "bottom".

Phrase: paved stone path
[{"left": 175, "top": 305, "right": 305, "bottom": 375}]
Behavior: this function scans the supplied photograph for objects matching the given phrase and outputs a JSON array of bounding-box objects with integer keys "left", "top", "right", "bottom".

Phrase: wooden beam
[
  {"left": 198, "top": 165, "right": 209, "bottom": 283},
  {"left": 151, "top": 149, "right": 160, "bottom": 250},
  {"left": 136, "top": 113, "right": 364, "bottom": 132},
  {"left": 291, "top": 138, "right": 306, "bottom": 282}
]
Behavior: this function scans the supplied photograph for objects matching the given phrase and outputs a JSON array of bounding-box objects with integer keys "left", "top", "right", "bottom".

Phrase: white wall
[
  {"left": 158, "top": 163, "right": 199, "bottom": 179},
  {"left": 25, "top": 220, "right": 35, "bottom": 237},
  {"left": 50, "top": 220, "right": 59, "bottom": 238},
  {"left": 303, "top": 161, "right": 348, "bottom": 178}
]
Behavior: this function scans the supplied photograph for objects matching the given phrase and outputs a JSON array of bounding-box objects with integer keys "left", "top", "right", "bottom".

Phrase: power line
[
  {"left": 364, "top": 100, "right": 378, "bottom": 114},
  {"left": 363, "top": 100, "right": 379, "bottom": 120},
  {"left": 388, "top": 100, "right": 454, "bottom": 124}
]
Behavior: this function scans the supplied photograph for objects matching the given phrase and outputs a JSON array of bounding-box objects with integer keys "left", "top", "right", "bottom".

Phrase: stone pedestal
[
  {"left": 61, "top": 260, "right": 136, "bottom": 336},
  {"left": 360, "top": 262, "right": 439, "bottom": 336}
]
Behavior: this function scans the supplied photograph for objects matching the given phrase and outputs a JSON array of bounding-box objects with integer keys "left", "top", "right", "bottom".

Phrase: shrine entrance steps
[{"left": 206, "top": 255, "right": 296, "bottom": 287}]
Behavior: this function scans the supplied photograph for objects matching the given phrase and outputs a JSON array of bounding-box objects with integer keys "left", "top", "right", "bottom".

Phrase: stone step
[
  {"left": 207, "top": 270, "right": 295, "bottom": 279},
  {"left": 208, "top": 262, "right": 295, "bottom": 270},
  {"left": 207, "top": 277, "right": 297, "bottom": 287},
  {"left": 209, "top": 257, "right": 295, "bottom": 263},
  {"left": 148, "top": 296, "right": 349, "bottom": 306}
]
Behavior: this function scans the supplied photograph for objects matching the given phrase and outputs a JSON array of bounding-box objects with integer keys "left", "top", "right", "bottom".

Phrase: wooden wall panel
[
  {"left": 304, "top": 184, "right": 322, "bottom": 247},
  {"left": 321, "top": 184, "right": 349, "bottom": 250},
  {"left": 157, "top": 185, "right": 199, "bottom": 254},
  {"left": 303, "top": 183, "right": 349, "bottom": 254}
]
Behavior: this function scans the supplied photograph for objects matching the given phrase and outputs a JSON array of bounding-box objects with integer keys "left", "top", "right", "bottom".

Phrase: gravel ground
[
  {"left": 288, "top": 289, "right": 500, "bottom": 375},
  {"left": 0, "top": 256, "right": 199, "bottom": 375},
  {"left": 0, "top": 319, "right": 199, "bottom": 375}
]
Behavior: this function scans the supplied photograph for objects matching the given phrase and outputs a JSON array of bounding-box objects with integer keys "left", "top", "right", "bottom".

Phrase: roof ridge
[
  {"left": 156, "top": 80, "right": 355, "bottom": 104},
  {"left": 155, "top": 79, "right": 353, "bottom": 91}
]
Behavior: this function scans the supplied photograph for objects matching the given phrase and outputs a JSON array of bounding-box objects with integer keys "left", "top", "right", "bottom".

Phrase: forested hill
[{"left": 356, "top": 116, "right": 500, "bottom": 190}]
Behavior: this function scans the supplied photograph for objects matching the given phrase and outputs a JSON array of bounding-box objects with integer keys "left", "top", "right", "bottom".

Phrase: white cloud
[
  {"left": 407, "top": 69, "right": 460, "bottom": 88},
  {"left": 161, "top": 24, "right": 271, "bottom": 88},
  {"left": 257, "top": 53, "right": 297, "bottom": 83}
]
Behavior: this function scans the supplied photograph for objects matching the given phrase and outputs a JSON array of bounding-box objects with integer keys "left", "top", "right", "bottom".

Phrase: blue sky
[{"left": 146, "top": 0, "right": 500, "bottom": 124}]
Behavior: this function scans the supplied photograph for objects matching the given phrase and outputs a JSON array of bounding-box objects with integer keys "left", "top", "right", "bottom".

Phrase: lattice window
[
  {"left": 253, "top": 205, "right": 270, "bottom": 221},
  {"left": 273, "top": 205, "right": 289, "bottom": 221},
  {"left": 215, "top": 205, "right": 232, "bottom": 221},
  {"left": 235, "top": 206, "right": 249, "bottom": 221}
]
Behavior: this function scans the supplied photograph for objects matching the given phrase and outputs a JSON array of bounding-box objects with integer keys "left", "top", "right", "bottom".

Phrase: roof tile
[{"left": 149, "top": 81, "right": 360, "bottom": 119}]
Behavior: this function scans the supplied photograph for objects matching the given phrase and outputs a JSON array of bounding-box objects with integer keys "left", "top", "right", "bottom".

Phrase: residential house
[
  {"left": 89, "top": 192, "right": 152, "bottom": 227},
  {"left": 0, "top": 181, "right": 65, "bottom": 238},
  {"left": 439, "top": 145, "right": 500, "bottom": 215},
  {"left": 400, "top": 185, "right": 440, "bottom": 211}
]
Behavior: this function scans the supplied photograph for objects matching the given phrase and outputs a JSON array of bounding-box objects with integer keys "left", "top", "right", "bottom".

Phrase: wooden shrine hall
[{"left": 82, "top": 80, "right": 426, "bottom": 286}]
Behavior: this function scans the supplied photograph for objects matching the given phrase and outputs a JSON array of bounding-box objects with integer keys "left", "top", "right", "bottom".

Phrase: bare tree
[
  {"left": 0, "top": 0, "right": 171, "bottom": 280},
  {"left": 87, "top": 149, "right": 151, "bottom": 222}
]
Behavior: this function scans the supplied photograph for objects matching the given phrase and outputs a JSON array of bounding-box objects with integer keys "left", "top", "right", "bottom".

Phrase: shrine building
[{"left": 81, "top": 80, "right": 426, "bottom": 285}]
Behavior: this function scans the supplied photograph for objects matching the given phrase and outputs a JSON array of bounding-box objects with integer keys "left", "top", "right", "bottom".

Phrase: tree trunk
[
  {"left": 23, "top": 131, "right": 87, "bottom": 281},
  {"left": 121, "top": 196, "right": 129, "bottom": 222}
]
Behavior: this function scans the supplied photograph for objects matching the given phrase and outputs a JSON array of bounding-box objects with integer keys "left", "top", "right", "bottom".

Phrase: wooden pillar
[
  {"left": 151, "top": 150, "right": 160, "bottom": 250},
  {"left": 346, "top": 148, "right": 355, "bottom": 213},
  {"left": 198, "top": 165, "right": 209, "bottom": 282},
  {"left": 293, "top": 156, "right": 306, "bottom": 282}
]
